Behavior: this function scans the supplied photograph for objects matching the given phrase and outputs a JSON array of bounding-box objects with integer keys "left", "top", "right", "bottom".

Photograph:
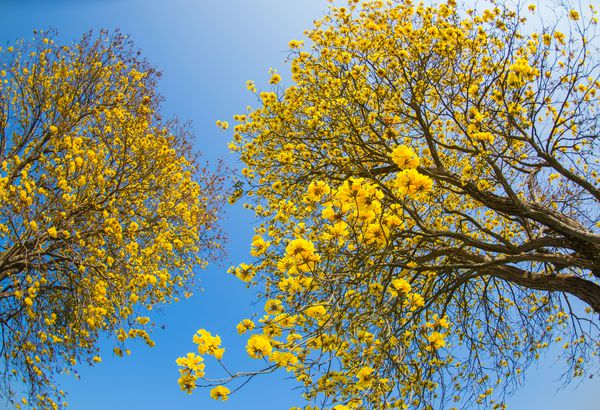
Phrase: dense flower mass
[
  {"left": 0, "top": 31, "right": 225, "bottom": 409},
  {"left": 183, "top": 0, "right": 600, "bottom": 408},
  {"left": 194, "top": 329, "right": 225, "bottom": 360}
]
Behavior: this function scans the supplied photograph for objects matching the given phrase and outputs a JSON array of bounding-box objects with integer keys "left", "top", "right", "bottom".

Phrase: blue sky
[{"left": 0, "top": 0, "right": 598, "bottom": 409}]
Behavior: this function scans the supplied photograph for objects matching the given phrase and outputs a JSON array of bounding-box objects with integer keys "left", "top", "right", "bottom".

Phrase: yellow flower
[
  {"left": 177, "top": 371, "right": 197, "bottom": 394},
  {"left": 176, "top": 352, "right": 205, "bottom": 375},
  {"left": 407, "top": 292, "right": 425, "bottom": 310},
  {"left": 236, "top": 319, "right": 255, "bottom": 334},
  {"left": 390, "top": 278, "right": 411, "bottom": 295},
  {"left": 269, "top": 73, "right": 281, "bottom": 85},
  {"left": 215, "top": 120, "right": 229, "bottom": 130},
  {"left": 270, "top": 351, "right": 298, "bottom": 370},
  {"left": 250, "top": 235, "right": 270, "bottom": 256},
  {"left": 259, "top": 91, "right": 277, "bottom": 106},
  {"left": 438, "top": 316, "right": 450, "bottom": 328},
  {"left": 390, "top": 145, "right": 419, "bottom": 169},
  {"left": 306, "top": 180, "right": 331, "bottom": 202},
  {"left": 209, "top": 385, "right": 230, "bottom": 401},
  {"left": 285, "top": 238, "right": 316, "bottom": 259},
  {"left": 233, "top": 263, "right": 255, "bottom": 282},
  {"left": 472, "top": 131, "right": 495, "bottom": 144},
  {"left": 246, "top": 80, "right": 257, "bottom": 92},
  {"left": 507, "top": 58, "right": 539, "bottom": 88},
  {"left": 264, "top": 299, "right": 283, "bottom": 315},
  {"left": 542, "top": 33, "right": 552, "bottom": 46},
  {"left": 569, "top": 10, "right": 580, "bottom": 21},
  {"left": 288, "top": 39, "right": 304, "bottom": 49},
  {"left": 193, "top": 329, "right": 225, "bottom": 360},
  {"left": 246, "top": 334, "right": 272, "bottom": 358},
  {"left": 47, "top": 226, "right": 58, "bottom": 238},
  {"left": 356, "top": 366, "right": 375, "bottom": 389},
  {"left": 304, "top": 305, "right": 327, "bottom": 319},
  {"left": 426, "top": 331, "right": 446, "bottom": 350},
  {"left": 394, "top": 169, "right": 433, "bottom": 198}
]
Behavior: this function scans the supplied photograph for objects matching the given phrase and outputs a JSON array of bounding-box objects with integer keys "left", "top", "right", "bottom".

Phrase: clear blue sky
[{"left": 0, "top": 1, "right": 598, "bottom": 409}]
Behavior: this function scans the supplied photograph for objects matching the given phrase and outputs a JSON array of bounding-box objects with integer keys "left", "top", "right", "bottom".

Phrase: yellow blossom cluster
[
  {"left": 176, "top": 329, "right": 225, "bottom": 393},
  {"left": 210, "top": 385, "right": 230, "bottom": 401},
  {"left": 246, "top": 334, "right": 273, "bottom": 359},
  {"left": 193, "top": 329, "right": 225, "bottom": 360},
  {"left": 176, "top": 353, "right": 205, "bottom": 394}
]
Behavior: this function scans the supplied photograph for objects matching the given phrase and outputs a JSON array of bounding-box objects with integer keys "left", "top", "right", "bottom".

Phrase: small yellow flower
[
  {"left": 304, "top": 305, "right": 327, "bottom": 319},
  {"left": 270, "top": 350, "right": 298, "bottom": 370},
  {"left": 236, "top": 319, "right": 255, "bottom": 334},
  {"left": 288, "top": 39, "right": 304, "bottom": 49},
  {"left": 215, "top": 120, "right": 229, "bottom": 130},
  {"left": 426, "top": 331, "right": 446, "bottom": 350},
  {"left": 269, "top": 73, "right": 281, "bottom": 85},
  {"left": 245, "top": 80, "right": 257, "bottom": 92},
  {"left": 47, "top": 226, "right": 58, "bottom": 238},
  {"left": 390, "top": 145, "right": 419, "bottom": 169},
  {"left": 264, "top": 299, "right": 283, "bottom": 315},
  {"left": 210, "top": 385, "right": 230, "bottom": 401},
  {"left": 193, "top": 329, "right": 225, "bottom": 360},
  {"left": 569, "top": 10, "right": 580, "bottom": 21},
  {"left": 246, "top": 334, "right": 272, "bottom": 358},
  {"left": 175, "top": 352, "right": 205, "bottom": 374},
  {"left": 306, "top": 180, "right": 331, "bottom": 202},
  {"left": 250, "top": 235, "right": 270, "bottom": 256},
  {"left": 390, "top": 278, "right": 411, "bottom": 295},
  {"left": 356, "top": 366, "right": 375, "bottom": 389},
  {"left": 233, "top": 263, "right": 255, "bottom": 282}
]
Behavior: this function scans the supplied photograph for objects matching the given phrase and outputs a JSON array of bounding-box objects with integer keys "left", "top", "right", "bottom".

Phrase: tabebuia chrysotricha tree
[
  {"left": 179, "top": 1, "right": 600, "bottom": 409},
  {"left": 0, "top": 30, "right": 225, "bottom": 409}
]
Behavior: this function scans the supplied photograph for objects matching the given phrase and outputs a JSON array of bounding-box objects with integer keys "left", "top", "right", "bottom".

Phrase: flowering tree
[
  {"left": 0, "top": 31, "right": 225, "bottom": 409},
  {"left": 179, "top": 0, "right": 600, "bottom": 409}
]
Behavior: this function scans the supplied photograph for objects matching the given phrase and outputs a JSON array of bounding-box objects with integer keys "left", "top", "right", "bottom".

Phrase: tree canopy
[
  {"left": 0, "top": 31, "right": 224, "bottom": 409},
  {"left": 180, "top": 0, "right": 600, "bottom": 409}
]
